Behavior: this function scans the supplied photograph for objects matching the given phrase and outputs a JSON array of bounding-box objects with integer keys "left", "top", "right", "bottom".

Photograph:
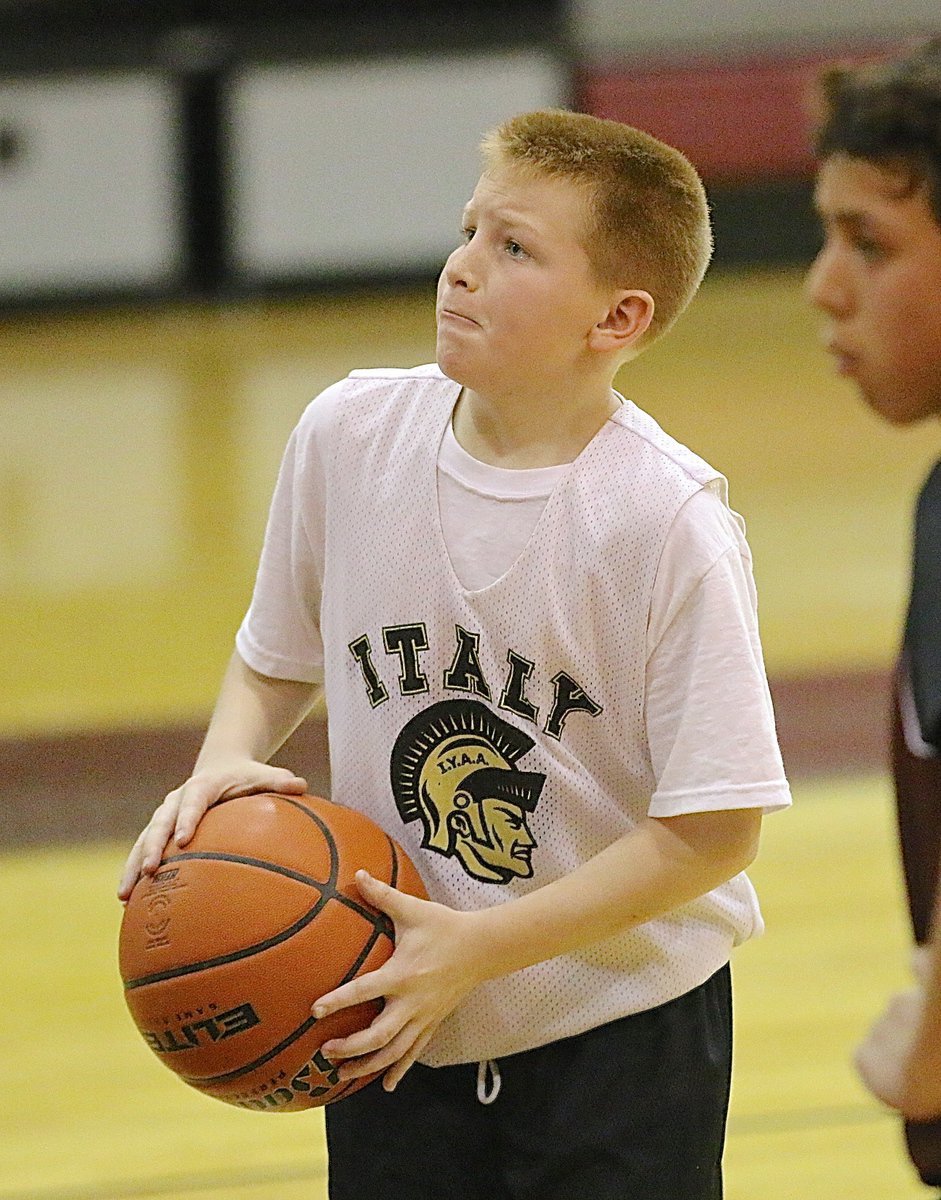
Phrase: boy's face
[
  {"left": 435, "top": 163, "right": 615, "bottom": 397},
  {"left": 807, "top": 153, "right": 941, "bottom": 425}
]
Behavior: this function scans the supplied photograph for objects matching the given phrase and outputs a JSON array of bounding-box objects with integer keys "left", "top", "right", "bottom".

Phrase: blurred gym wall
[{"left": 1, "top": 0, "right": 937, "bottom": 307}]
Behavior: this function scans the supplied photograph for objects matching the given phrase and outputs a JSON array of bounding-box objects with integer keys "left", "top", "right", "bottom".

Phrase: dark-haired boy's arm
[{"left": 856, "top": 899, "right": 941, "bottom": 1121}]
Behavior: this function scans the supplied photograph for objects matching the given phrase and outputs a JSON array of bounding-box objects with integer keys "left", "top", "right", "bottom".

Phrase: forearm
[
  {"left": 195, "top": 650, "right": 322, "bottom": 769},
  {"left": 118, "top": 651, "right": 320, "bottom": 898},
  {"left": 468, "top": 808, "right": 761, "bottom": 983},
  {"left": 903, "top": 898, "right": 941, "bottom": 1116},
  {"left": 314, "top": 806, "right": 761, "bottom": 1090}
]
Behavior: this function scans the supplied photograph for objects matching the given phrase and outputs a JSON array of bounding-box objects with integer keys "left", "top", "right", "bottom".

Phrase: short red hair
[{"left": 481, "top": 109, "right": 713, "bottom": 346}]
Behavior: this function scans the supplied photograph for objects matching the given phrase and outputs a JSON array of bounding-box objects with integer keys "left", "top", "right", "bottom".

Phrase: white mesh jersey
[{"left": 237, "top": 363, "right": 791, "bottom": 1066}]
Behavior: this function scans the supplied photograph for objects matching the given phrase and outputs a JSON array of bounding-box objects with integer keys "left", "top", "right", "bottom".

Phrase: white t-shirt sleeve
[
  {"left": 235, "top": 385, "right": 340, "bottom": 684},
  {"left": 645, "top": 487, "right": 791, "bottom": 817}
]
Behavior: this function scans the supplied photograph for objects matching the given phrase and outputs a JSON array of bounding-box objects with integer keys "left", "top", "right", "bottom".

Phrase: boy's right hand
[{"left": 117, "top": 761, "right": 307, "bottom": 901}]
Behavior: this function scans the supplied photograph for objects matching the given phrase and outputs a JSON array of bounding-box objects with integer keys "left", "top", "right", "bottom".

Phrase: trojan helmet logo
[{"left": 390, "top": 700, "right": 545, "bottom": 885}]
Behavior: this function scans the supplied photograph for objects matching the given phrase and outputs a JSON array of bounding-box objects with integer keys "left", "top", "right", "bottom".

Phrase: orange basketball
[{"left": 118, "top": 792, "right": 427, "bottom": 1111}]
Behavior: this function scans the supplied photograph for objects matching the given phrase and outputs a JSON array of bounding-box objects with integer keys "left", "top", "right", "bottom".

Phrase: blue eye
[
  {"left": 461, "top": 226, "right": 475, "bottom": 243},
  {"left": 506, "top": 240, "right": 526, "bottom": 258}
]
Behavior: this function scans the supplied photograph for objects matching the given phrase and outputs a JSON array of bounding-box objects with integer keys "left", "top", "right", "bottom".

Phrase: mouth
[
  {"left": 825, "top": 339, "right": 860, "bottom": 378},
  {"left": 438, "top": 308, "right": 479, "bottom": 327}
]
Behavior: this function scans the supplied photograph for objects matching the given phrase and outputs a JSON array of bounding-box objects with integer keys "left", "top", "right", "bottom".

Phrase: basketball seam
[
  {"left": 281, "top": 795, "right": 340, "bottom": 886},
  {"left": 122, "top": 889, "right": 334, "bottom": 990},
  {"left": 161, "top": 850, "right": 331, "bottom": 890},
  {"left": 123, "top": 855, "right": 391, "bottom": 991},
  {"left": 155, "top": 849, "right": 387, "bottom": 922},
  {"left": 181, "top": 1014, "right": 318, "bottom": 1086},
  {"left": 184, "top": 921, "right": 391, "bottom": 1087},
  {"left": 387, "top": 835, "right": 401, "bottom": 889}
]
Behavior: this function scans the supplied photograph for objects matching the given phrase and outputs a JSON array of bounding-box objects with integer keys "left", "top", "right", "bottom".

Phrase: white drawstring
[{"left": 476, "top": 1058, "right": 502, "bottom": 1105}]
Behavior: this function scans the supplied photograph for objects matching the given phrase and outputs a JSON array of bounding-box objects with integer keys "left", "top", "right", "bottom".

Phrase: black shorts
[{"left": 325, "top": 963, "right": 732, "bottom": 1200}]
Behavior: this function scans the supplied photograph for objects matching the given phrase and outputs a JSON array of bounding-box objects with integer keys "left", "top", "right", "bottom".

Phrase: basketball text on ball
[
  {"left": 235, "top": 1049, "right": 341, "bottom": 1110},
  {"left": 349, "top": 622, "right": 602, "bottom": 740},
  {"left": 139, "top": 865, "right": 188, "bottom": 952},
  {"left": 143, "top": 1001, "right": 260, "bottom": 1054},
  {"left": 144, "top": 892, "right": 171, "bottom": 940}
]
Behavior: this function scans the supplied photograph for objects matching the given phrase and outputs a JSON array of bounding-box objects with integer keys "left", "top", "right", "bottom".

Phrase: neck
[{"left": 451, "top": 378, "right": 621, "bottom": 469}]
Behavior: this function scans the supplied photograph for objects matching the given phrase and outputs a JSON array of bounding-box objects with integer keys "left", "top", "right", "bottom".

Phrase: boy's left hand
[{"left": 312, "top": 871, "right": 485, "bottom": 1092}]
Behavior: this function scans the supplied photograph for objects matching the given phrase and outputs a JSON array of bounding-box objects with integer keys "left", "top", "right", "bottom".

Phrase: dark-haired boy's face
[
  {"left": 435, "top": 164, "right": 615, "bottom": 399},
  {"left": 807, "top": 154, "right": 941, "bottom": 425}
]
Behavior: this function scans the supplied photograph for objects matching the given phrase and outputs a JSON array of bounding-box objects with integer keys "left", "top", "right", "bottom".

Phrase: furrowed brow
[
  {"left": 817, "top": 207, "right": 879, "bottom": 236},
  {"left": 463, "top": 198, "right": 541, "bottom": 239}
]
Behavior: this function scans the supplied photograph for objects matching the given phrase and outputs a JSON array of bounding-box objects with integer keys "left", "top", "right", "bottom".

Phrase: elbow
[
  {"left": 738, "top": 816, "right": 762, "bottom": 872},
  {"left": 654, "top": 807, "right": 763, "bottom": 889},
  {"left": 719, "top": 811, "right": 762, "bottom": 880}
]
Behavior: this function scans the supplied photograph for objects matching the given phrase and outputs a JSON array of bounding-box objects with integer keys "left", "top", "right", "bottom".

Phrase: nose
[
  {"left": 443, "top": 239, "right": 478, "bottom": 291},
  {"left": 805, "top": 240, "right": 850, "bottom": 317}
]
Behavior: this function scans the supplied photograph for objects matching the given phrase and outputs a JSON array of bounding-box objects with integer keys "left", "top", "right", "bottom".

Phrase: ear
[{"left": 589, "top": 290, "right": 655, "bottom": 354}]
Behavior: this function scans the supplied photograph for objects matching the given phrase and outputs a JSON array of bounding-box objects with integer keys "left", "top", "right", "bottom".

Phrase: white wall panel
[
  {"left": 0, "top": 74, "right": 183, "bottom": 295},
  {"left": 228, "top": 51, "right": 566, "bottom": 279}
]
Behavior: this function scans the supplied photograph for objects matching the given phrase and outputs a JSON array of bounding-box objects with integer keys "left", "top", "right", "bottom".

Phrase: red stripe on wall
[
  {"left": 0, "top": 669, "right": 890, "bottom": 849},
  {"left": 578, "top": 44, "right": 905, "bottom": 184}
]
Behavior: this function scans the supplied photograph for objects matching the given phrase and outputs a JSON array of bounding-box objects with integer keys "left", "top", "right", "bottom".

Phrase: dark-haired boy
[{"left": 806, "top": 37, "right": 941, "bottom": 1186}]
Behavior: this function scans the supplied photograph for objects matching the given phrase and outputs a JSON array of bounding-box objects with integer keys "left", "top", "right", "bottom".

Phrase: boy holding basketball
[
  {"left": 806, "top": 38, "right": 941, "bottom": 1184},
  {"left": 120, "top": 110, "right": 790, "bottom": 1198}
]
